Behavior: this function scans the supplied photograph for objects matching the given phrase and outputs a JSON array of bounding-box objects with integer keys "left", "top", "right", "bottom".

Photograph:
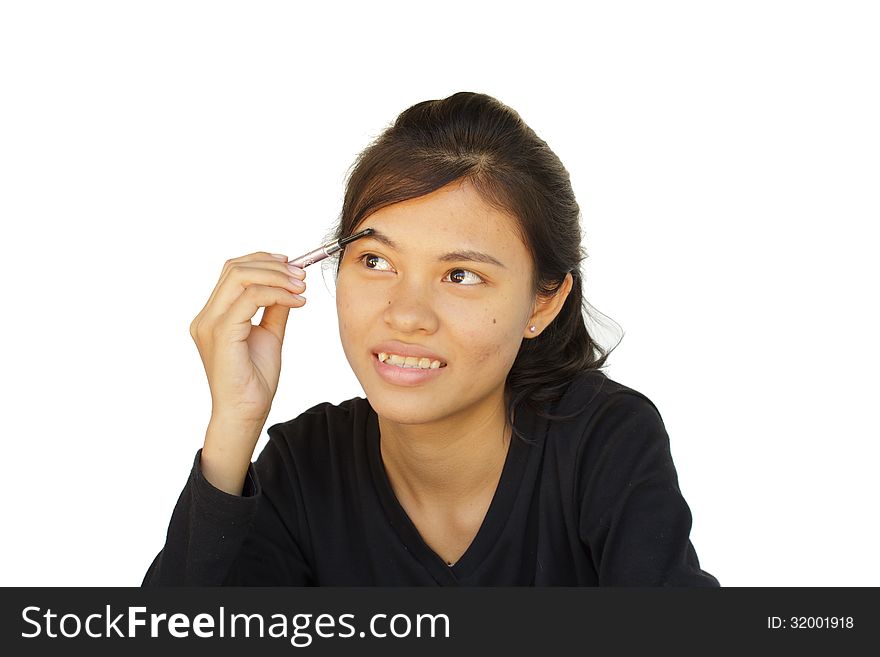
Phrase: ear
[{"left": 523, "top": 272, "right": 574, "bottom": 338}]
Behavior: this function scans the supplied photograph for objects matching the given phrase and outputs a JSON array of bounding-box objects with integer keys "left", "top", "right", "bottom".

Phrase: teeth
[{"left": 377, "top": 352, "right": 445, "bottom": 369}]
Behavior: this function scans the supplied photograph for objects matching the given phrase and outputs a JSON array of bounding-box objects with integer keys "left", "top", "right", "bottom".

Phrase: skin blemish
[{"left": 493, "top": 318, "right": 496, "bottom": 324}]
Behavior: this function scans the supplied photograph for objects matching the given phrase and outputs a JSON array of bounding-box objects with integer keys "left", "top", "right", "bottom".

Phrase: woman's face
[{"left": 335, "top": 179, "right": 539, "bottom": 427}]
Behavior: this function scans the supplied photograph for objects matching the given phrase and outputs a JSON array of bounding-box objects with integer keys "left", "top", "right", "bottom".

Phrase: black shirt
[{"left": 142, "top": 370, "right": 719, "bottom": 586}]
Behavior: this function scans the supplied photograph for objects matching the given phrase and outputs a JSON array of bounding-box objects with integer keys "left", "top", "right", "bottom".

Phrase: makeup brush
[{"left": 287, "top": 228, "right": 374, "bottom": 269}]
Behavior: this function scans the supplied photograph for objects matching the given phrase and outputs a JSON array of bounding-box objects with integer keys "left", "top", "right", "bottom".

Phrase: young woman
[{"left": 143, "top": 92, "right": 719, "bottom": 586}]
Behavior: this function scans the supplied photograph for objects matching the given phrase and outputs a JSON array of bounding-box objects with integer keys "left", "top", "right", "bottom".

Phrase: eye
[
  {"left": 443, "top": 268, "right": 485, "bottom": 286},
  {"left": 358, "top": 252, "right": 393, "bottom": 271},
  {"left": 357, "top": 253, "right": 485, "bottom": 286}
]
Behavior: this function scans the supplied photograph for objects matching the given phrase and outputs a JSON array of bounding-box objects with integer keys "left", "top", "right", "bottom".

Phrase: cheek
[
  {"left": 453, "top": 307, "right": 522, "bottom": 367},
  {"left": 337, "top": 265, "right": 365, "bottom": 301},
  {"left": 335, "top": 276, "right": 364, "bottom": 335}
]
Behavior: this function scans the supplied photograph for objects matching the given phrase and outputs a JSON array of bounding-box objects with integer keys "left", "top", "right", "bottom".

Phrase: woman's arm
[
  {"left": 142, "top": 438, "right": 314, "bottom": 586},
  {"left": 577, "top": 393, "right": 720, "bottom": 587}
]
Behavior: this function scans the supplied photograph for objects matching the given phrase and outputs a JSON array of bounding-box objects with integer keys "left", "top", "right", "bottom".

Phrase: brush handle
[{"left": 288, "top": 242, "right": 342, "bottom": 268}]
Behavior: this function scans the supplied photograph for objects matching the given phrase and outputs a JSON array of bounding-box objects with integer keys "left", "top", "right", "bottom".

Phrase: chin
[{"left": 364, "top": 388, "right": 446, "bottom": 426}]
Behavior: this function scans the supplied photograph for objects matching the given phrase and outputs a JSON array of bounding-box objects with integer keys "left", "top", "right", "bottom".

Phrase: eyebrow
[{"left": 355, "top": 228, "right": 507, "bottom": 269}]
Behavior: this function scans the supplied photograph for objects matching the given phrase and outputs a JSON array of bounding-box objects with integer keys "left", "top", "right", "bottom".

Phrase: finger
[
  {"left": 259, "top": 297, "right": 299, "bottom": 344},
  {"left": 222, "top": 252, "right": 306, "bottom": 280},
  {"left": 218, "top": 284, "right": 306, "bottom": 343},
  {"left": 200, "top": 253, "right": 303, "bottom": 320},
  {"left": 203, "top": 264, "right": 306, "bottom": 326}
]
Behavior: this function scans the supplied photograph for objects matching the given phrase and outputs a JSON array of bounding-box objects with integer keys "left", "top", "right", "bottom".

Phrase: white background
[{"left": 1, "top": 0, "right": 877, "bottom": 586}]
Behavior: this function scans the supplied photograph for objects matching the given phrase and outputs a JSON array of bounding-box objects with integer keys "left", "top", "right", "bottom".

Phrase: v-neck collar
[{"left": 365, "top": 402, "right": 533, "bottom": 585}]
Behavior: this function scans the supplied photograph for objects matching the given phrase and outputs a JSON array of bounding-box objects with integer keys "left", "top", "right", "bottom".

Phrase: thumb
[{"left": 259, "top": 302, "right": 292, "bottom": 344}]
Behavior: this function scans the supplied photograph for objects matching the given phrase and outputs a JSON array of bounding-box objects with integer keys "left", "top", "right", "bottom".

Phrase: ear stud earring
[{"left": 529, "top": 326, "right": 536, "bottom": 333}]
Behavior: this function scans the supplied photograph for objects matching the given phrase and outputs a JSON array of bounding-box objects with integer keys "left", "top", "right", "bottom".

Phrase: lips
[
  {"left": 370, "top": 340, "right": 448, "bottom": 366},
  {"left": 372, "top": 350, "right": 447, "bottom": 387}
]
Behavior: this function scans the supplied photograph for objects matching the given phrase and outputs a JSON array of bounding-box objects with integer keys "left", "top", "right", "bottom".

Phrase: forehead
[{"left": 354, "top": 180, "right": 527, "bottom": 255}]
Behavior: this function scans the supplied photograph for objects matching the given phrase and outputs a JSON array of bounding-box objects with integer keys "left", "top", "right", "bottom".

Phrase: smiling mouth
[{"left": 374, "top": 352, "right": 447, "bottom": 369}]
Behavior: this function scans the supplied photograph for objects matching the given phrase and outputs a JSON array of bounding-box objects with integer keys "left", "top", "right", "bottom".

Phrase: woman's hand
[{"left": 189, "top": 252, "right": 306, "bottom": 456}]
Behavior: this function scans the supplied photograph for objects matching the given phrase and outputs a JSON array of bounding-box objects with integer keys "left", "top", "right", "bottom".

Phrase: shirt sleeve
[
  {"left": 142, "top": 438, "right": 314, "bottom": 586},
  {"left": 577, "top": 393, "right": 720, "bottom": 587}
]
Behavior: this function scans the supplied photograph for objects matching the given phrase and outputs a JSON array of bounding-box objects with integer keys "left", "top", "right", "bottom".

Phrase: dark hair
[{"left": 325, "top": 91, "right": 622, "bottom": 444}]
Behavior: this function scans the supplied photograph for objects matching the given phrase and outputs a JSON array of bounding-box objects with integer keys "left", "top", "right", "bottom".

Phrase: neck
[{"left": 377, "top": 395, "right": 512, "bottom": 511}]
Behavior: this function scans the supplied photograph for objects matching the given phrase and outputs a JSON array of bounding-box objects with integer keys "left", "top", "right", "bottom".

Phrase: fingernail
[{"left": 271, "top": 254, "right": 288, "bottom": 260}]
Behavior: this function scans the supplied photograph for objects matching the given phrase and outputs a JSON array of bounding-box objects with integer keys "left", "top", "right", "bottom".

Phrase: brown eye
[
  {"left": 445, "top": 268, "right": 484, "bottom": 286},
  {"left": 357, "top": 254, "right": 484, "bottom": 285},
  {"left": 358, "top": 253, "right": 392, "bottom": 271}
]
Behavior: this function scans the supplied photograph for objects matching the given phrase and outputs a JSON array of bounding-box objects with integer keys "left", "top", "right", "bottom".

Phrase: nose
[{"left": 382, "top": 279, "right": 440, "bottom": 334}]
